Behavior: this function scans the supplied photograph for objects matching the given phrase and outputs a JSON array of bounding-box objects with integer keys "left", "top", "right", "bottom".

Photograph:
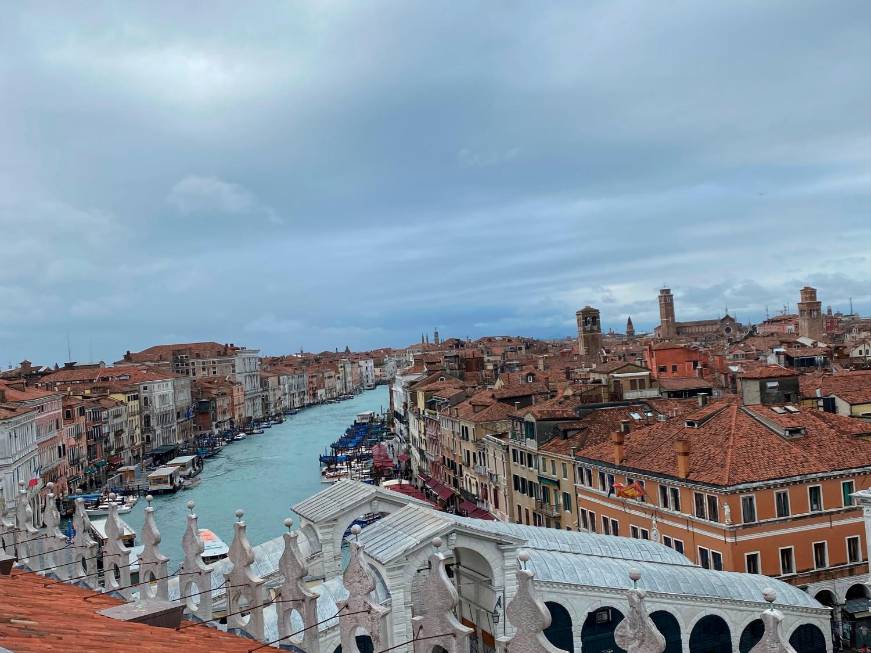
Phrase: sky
[{"left": 1, "top": 2, "right": 870, "bottom": 366}]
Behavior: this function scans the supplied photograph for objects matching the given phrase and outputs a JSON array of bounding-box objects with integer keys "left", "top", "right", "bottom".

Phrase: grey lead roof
[
  {"left": 292, "top": 479, "right": 431, "bottom": 522},
  {"left": 356, "top": 504, "right": 822, "bottom": 610}
]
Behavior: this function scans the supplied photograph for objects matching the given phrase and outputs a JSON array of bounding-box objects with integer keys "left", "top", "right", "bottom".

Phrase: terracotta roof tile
[{"left": 0, "top": 571, "right": 253, "bottom": 652}]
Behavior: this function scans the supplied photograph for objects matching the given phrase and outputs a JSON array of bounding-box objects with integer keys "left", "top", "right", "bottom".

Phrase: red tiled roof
[
  {"left": 578, "top": 400, "right": 871, "bottom": 486},
  {"left": 0, "top": 571, "right": 253, "bottom": 652},
  {"left": 658, "top": 377, "right": 714, "bottom": 391},
  {"left": 800, "top": 371, "right": 871, "bottom": 405},
  {"left": 739, "top": 365, "right": 798, "bottom": 379}
]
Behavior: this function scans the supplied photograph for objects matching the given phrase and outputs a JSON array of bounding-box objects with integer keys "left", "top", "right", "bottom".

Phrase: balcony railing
[
  {"left": 473, "top": 465, "right": 488, "bottom": 477},
  {"left": 535, "top": 500, "right": 563, "bottom": 517}
]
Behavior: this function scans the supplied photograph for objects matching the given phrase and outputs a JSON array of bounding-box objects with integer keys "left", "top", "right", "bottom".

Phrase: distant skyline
[{"left": 1, "top": 2, "right": 870, "bottom": 365}]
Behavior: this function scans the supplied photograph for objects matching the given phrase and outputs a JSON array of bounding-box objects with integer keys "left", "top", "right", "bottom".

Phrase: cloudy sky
[{"left": 1, "top": 2, "right": 870, "bottom": 365}]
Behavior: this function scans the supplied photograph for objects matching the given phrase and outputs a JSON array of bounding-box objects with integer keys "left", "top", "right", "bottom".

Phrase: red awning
[
  {"left": 397, "top": 453, "right": 410, "bottom": 463},
  {"left": 422, "top": 475, "right": 455, "bottom": 502},
  {"left": 370, "top": 443, "right": 394, "bottom": 470},
  {"left": 386, "top": 482, "right": 438, "bottom": 506},
  {"left": 458, "top": 500, "right": 496, "bottom": 520}
]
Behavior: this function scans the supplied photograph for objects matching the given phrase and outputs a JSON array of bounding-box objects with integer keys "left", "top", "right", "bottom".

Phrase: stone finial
[
  {"left": 39, "top": 490, "right": 67, "bottom": 578},
  {"left": 138, "top": 494, "right": 169, "bottom": 600},
  {"left": 103, "top": 501, "right": 133, "bottom": 595},
  {"left": 496, "top": 566, "right": 566, "bottom": 653},
  {"left": 614, "top": 571, "right": 666, "bottom": 653},
  {"left": 224, "top": 510, "right": 266, "bottom": 640},
  {"left": 277, "top": 517, "right": 321, "bottom": 653},
  {"left": 15, "top": 483, "right": 38, "bottom": 564},
  {"left": 179, "top": 502, "right": 213, "bottom": 621},
  {"left": 72, "top": 498, "right": 99, "bottom": 588},
  {"left": 749, "top": 589, "right": 797, "bottom": 653},
  {"left": 338, "top": 540, "right": 388, "bottom": 653},
  {"left": 411, "top": 548, "right": 473, "bottom": 653}
]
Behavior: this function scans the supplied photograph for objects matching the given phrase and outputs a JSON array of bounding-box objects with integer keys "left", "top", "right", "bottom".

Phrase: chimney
[
  {"left": 538, "top": 357, "right": 545, "bottom": 371},
  {"left": 570, "top": 447, "right": 577, "bottom": 458},
  {"left": 619, "top": 419, "right": 631, "bottom": 434},
  {"left": 674, "top": 439, "right": 690, "bottom": 478},
  {"left": 610, "top": 431, "right": 625, "bottom": 465},
  {"left": 697, "top": 393, "right": 709, "bottom": 408}
]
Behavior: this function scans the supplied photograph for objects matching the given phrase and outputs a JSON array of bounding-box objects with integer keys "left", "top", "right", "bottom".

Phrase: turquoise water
[{"left": 124, "top": 385, "right": 389, "bottom": 566}]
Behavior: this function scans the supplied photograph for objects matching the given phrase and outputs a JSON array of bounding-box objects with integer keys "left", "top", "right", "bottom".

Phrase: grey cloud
[{"left": 0, "top": 2, "right": 869, "bottom": 363}]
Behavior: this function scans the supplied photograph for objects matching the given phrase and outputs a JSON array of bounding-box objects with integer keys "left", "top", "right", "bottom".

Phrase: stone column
[
  {"left": 224, "top": 509, "right": 266, "bottom": 641},
  {"left": 179, "top": 500, "right": 213, "bottom": 621},
  {"left": 277, "top": 517, "right": 320, "bottom": 653},
  {"left": 137, "top": 495, "right": 169, "bottom": 600}
]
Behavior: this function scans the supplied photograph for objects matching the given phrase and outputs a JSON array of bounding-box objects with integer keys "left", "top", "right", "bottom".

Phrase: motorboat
[
  {"left": 84, "top": 494, "right": 137, "bottom": 517},
  {"left": 147, "top": 466, "right": 182, "bottom": 494},
  {"left": 181, "top": 477, "right": 201, "bottom": 490},
  {"left": 233, "top": 432, "right": 246, "bottom": 441},
  {"left": 248, "top": 427, "right": 264, "bottom": 435}
]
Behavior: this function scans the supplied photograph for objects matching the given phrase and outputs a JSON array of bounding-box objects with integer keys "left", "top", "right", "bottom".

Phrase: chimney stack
[
  {"left": 610, "top": 431, "right": 625, "bottom": 465},
  {"left": 697, "top": 393, "right": 709, "bottom": 407},
  {"left": 674, "top": 439, "right": 690, "bottom": 478},
  {"left": 570, "top": 447, "right": 577, "bottom": 458},
  {"left": 619, "top": 419, "right": 631, "bottom": 434}
]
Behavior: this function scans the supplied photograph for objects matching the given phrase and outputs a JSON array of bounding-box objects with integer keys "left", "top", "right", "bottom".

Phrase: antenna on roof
[{"left": 66, "top": 332, "right": 72, "bottom": 364}]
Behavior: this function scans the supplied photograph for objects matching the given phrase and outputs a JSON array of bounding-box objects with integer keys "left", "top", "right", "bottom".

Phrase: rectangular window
[
  {"left": 610, "top": 519, "right": 619, "bottom": 537},
  {"left": 673, "top": 539, "right": 685, "bottom": 555},
  {"left": 670, "top": 487, "right": 681, "bottom": 512},
  {"left": 746, "top": 552, "right": 760, "bottom": 574},
  {"left": 775, "top": 490, "right": 790, "bottom": 518},
  {"left": 663, "top": 536, "right": 673, "bottom": 548},
  {"left": 599, "top": 471, "right": 607, "bottom": 490},
  {"left": 843, "top": 480, "right": 855, "bottom": 507},
  {"left": 602, "top": 516, "right": 611, "bottom": 535},
  {"left": 630, "top": 525, "right": 639, "bottom": 539},
  {"left": 711, "top": 550, "right": 723, "bottom": 571},
  {"left": 513, "top": 475, "right": 520, "bottom": 491},
  {"left": 512, "top": 449, "right": 518, "bottom": 463},
  {"left": 562, "top": 492, "right": 571, "bottom": 511},
  {"left": 589, "top": 511, "right": 596, "bottom": 533},
  {"left": 707, "top": 495, "right": 719, "bottom": 522},
  {"left": 698, "top": 547, "right": 711, "bottom": 569},
  {"left": 550, "top": 460, "right": 556, "bottom": 476},
  {"left": 848, "top": 536, "right": 861, "bottom": 564},
  {"left": 741, "top": 495, "right": 757, "bottom": 524},
  {"left": 580, "top": 509, "right": 589, "bottom": 531},
  {"left": 694, "top": 492, "right": 706, "bottom": 519},
  {"left": 809, "top": 485, "right": 823, "bottom": 512},
  {"left": 659, "top": 485, "right": 669, "bottom": 509},
  {"left": 780, "top": 547, "right": 795, "bottom": 575},
  {"left": 584, "top": 468, "right": 593, "bottom": 487},
  {"left": 640, "top": 528, "right": 650, "bottom": 540},
  {"left": 658, "top": 365, "right": 667, "bottom": 373},
  {"left": 562, "top": 462, "right": 568, "bottom": 479},
  {"left": 813, "top": 541, "right": 828, "bottom": 569}
]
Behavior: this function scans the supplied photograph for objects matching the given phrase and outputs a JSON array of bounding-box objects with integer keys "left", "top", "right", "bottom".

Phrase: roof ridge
[{"left": 723, "top": 404, "right": 738, "bottom": 484}]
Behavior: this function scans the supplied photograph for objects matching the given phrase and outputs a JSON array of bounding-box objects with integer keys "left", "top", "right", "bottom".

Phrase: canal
[{"left": 123, "top": 385, "right": 389, "bottom": 565}]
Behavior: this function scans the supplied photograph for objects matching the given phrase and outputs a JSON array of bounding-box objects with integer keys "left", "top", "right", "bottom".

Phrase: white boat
[
  {"left": 181, "top": 477, "right": 201, "bottom": 490},
  {"left": 85, "top": 502, "right": 132, "bottom": 517},
  {"left": 147, "top": 466, "right": 182, "bottom": 494},
  {"left": 233, "top": 433, "right": 246, "bottom": 441},
  {"left": 248, "top": 428, "right": 264, "bottom": 435}
]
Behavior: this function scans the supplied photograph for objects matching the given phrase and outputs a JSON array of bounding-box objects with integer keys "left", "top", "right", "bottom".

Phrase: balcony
[
  {"left": 473, "top": 464, "right": 488, "bottom": 477},
  {"left": 535, "top": 500, "right": 563, "bottom": 518},
  {"left": 623, "top": 388, "right": 661, "bottom": 400}
]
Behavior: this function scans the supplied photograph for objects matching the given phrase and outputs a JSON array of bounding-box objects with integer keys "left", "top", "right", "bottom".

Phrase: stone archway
[
  {"left": 689, "top": 614, "right": 732, "bottom": 653},
  {"left": 846, "top": 583, "right": 869, "bottom": 600},
  {"left": 738, "top": 618, "right": 764, "bottom": 653},
  {"left": 650, "top": 611, "right": 682, "bottom": 653},
  {"left": 581, "top": 606, "right": 625, "bottom": 653},
  {"left": 544, "top": 601, "right": 574, "bottom": 653},
  {"left": 788, "top": 624, "right": 827, "bottom": 653},
  {"left": 452, "top": 546, "right": 497, "bottom": 645}
]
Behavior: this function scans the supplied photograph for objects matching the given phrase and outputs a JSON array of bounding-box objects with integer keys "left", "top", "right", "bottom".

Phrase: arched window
[
  {"left": 789, "top": 624, "right": 826, "bottom": 653},
  {"left": 738, "top": 619, "right": 764, "bottom": 653},
  {"left": 581, "top": 606, "right": 624, "bottom": 653},
  {"left": 689, "top": 614, "right": 731, "bottom": 653},
  {"left": 650, "top": 611, "right": 682, "bottom": 653},
  {"left": 544, "top": 601, "right": 574, "bottom": 653}
]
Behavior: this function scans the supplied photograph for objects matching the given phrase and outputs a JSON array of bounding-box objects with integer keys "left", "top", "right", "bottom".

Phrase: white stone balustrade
[
  {"left": 15, "top": 481, "right": 39, "bottom": 565},
  {"left": 103, "top": 496, "right": 133, "bottom": 594},
  {"left": 72, "top": 497, "right": 99, "bottom": 588},
  {"left": 338, "top": 525, "right": 388, "bottom": 653},
  {"left": 137, "top": 495, "right": 169, "bottom": 600},
  {"left": 224, "top": 509, "right": 266, "bottom": 640},
  {"left": 278, "top": 517, "right": 321, "bottom": 653},
  {"left": 40, "top": 483, "right": 69, "bottom": 580},
  {"left": 749, "top": 589, "right": 798, "bottom": 653},
  {"left": 614, "top": 570, "right": 666, "bottom": 653},
  {"left": 496, "top": 550, "right": 566, "bottom": 653},
  {"left": 180, "top": 500, "right": 213, "bottom": 621},
  {"left": 411, "top": 537, "right": 472, "bottom": 653}
]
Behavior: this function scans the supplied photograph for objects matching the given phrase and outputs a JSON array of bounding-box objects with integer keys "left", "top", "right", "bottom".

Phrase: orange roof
[
  {"left": 739, "top": 365, "right": 798, "bottom": 380},
  {"left": 579, "top": 400, "right": 871, "bottom": 486},
  {"left": 0, "top": 571, "right": 253, "bottom": 652}
]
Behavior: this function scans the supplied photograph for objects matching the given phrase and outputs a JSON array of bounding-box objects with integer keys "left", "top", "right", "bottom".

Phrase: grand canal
[{"left": 123, "top": 385, "right": 389, "bottom": 565}]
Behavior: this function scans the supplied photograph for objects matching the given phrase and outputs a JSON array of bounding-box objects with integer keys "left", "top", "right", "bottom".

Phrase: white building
[
  {"left": 234, "top": 348, "right": 263, "bottom": 422},
  {"left": 0, "top": 404, "right": 39, "bottom": 505},
  {"left": 358, "top": 358, "right": 376, "bottom": 389}
]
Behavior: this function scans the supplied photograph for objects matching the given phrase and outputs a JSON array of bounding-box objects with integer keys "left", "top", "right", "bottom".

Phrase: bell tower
[
  {"left": 576, "top": 306, "right": 602, "bottom": 362},
  {"left": 798, "top": 286, "right": 824, "bottom": 340},
  {"left": 658, "top": 288, "right": 677, "bottom": 338}
]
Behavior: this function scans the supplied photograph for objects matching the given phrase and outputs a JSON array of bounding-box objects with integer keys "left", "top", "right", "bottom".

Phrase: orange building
[
  {"left": 574, "top": 396, "right": 871, "bottom": 648},
  {"left": 644, "top": 343, "right": 711, "bottom": 380}
]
